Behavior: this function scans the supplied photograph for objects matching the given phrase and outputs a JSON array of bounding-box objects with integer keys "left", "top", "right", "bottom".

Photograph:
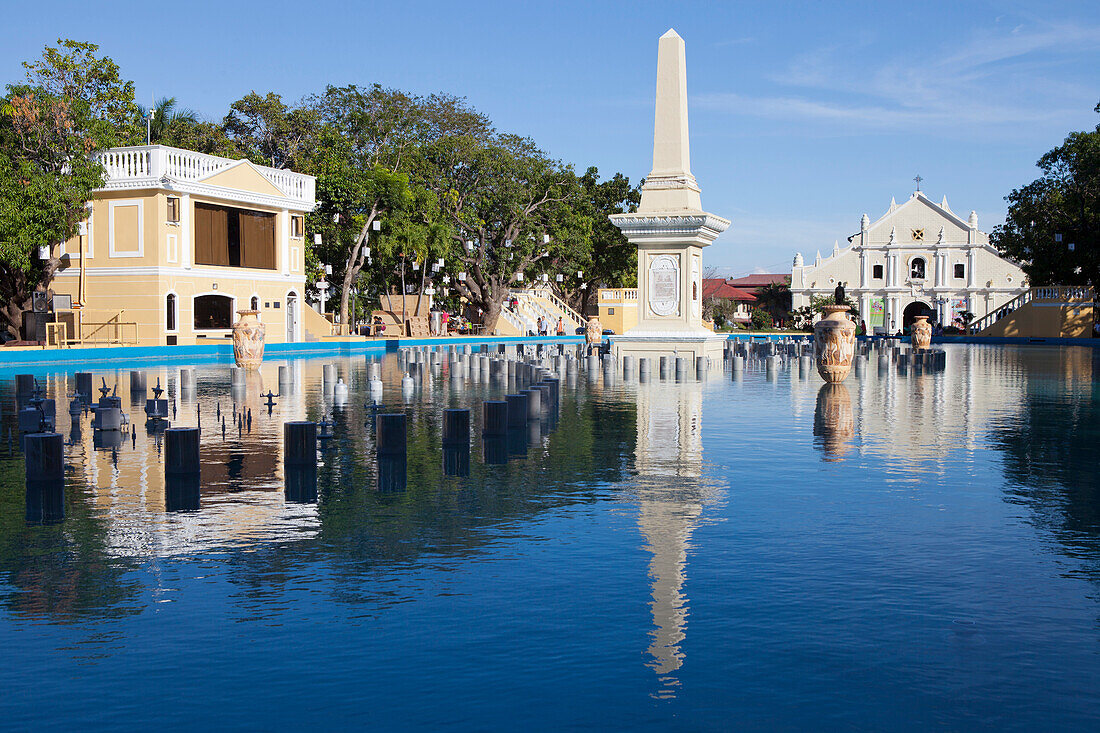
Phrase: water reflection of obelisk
[{"left": 633, "top": 380, "right": 711, "bottom": 696}]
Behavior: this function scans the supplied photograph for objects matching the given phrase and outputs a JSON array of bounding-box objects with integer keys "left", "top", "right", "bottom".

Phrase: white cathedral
[{"left": 790, "top": 189, "right": 1027, "bottom": 334}]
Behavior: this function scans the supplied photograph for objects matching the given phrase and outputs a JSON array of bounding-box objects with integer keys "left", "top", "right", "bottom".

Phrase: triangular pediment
[
  {"left": 199, "top": 160, "right": 287, "bottom": 198},
  {"left": 868, "top": 191, "right": 972, "bottom": 233}
]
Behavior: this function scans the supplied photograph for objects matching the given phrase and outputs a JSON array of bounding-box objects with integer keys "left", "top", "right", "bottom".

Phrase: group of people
[{"left": 533, "top": 316, "right": 566, "bottom": 337}]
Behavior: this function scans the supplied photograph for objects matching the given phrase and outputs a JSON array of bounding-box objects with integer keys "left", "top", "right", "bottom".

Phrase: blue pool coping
[{"left": 0, "top": 335, "right": 586, "bottom": 373}]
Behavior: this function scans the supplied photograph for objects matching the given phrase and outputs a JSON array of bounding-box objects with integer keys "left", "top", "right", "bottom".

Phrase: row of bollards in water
[{"left": 10, "top": 337, "right": 946, "bottom": 521}]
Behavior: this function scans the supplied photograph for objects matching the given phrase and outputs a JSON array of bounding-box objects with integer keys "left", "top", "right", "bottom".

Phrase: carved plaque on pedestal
[{"left": 649, "top": 254, "right": 680, "bottom": 317}]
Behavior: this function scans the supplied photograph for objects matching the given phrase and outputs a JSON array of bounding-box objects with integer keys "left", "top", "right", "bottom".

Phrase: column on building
[
  {"left": 280, "top": 209, "right": 290, "bottom": 277},
  {"left": 180, "top": 194, "right": 191, "bottom": 269}
]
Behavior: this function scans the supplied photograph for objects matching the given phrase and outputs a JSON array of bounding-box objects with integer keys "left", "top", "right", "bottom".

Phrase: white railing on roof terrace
[{"left": 94, "top": 145, "right": 315, "bottom": 206}]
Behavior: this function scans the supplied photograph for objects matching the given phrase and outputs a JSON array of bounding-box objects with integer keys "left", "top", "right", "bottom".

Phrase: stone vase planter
[
  {"left": 813, "top": 305, "right": 856, "bottom": 383},
  {"left": 233, "top": 310, "right": 266, "bottom": 370},
  {"left": 911, "top": 315, "right": 932, "bottom": 351},
  {"left": 585, "top": 317, "right": 602, "bottom": 345}
]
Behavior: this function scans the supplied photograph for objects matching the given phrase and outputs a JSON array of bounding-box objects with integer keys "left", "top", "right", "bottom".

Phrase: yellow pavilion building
[{"left": 51, "top": 145, "right": 318, "bottom": 346}]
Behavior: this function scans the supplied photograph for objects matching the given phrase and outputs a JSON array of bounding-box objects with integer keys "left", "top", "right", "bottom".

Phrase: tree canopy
[{"left": 992, "top": 103, "right": 1100, "bottom": 286}]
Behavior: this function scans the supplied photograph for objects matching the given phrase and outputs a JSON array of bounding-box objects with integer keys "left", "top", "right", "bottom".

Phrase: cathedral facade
[{"left": 790, "top": 190, "right": 1026, "bottom": 333}]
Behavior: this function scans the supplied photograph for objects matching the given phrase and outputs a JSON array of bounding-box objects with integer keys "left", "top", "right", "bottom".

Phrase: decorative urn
[
  {"left": 812, "top": 305, "right": 856, "bottom": 383},
  {"left": 911, "top": 315, "right": 932, "bottom": 351},
  {"left": 585, "top": 317, "right": 602, "bottom": 345},
  {"left": 233, "top": 310, "right": 266, "bottom": 369}
]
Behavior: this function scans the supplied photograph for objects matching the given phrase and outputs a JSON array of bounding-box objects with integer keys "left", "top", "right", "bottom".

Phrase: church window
[
  {"left": 911, "top": 228, "right": 924, "bottom": 241},
  {"left": 872, "top": 264, "right": 884, "bottom": 279},
  {"left": 910, "top": 257, "right": 926, "bottom": 279},
  {"left": 954, "top": 263, "right": 965, "bottom": 279},
  {"left": 166, "top": 293, "right": 177, "bottom": 331}
]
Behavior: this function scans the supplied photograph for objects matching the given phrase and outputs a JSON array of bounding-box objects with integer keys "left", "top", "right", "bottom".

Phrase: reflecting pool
[{"left": 2, "top": 344, "right": 1100, "bottom": 730}]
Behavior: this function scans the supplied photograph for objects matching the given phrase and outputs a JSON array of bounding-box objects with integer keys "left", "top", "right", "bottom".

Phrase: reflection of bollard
[
  {"left": 674, "top": 357, "right": 686, "bottom": 379},
  {"left": 375, "top": 414, "right": 407, "bottom": 456},
  {"left": 799, "top": 355, "right": 810, "bottom": 380},
  {"left": 878, "top": 354, "right": 889, "bottom": 373},
  {"left": 165, "top": 427, "right": 200, "bottom": 476},
  {"left": 483, "top": 401, "right": 508, "bottom": 437},
  {"left": 278, "top": 366, "right": 290, "bottom": 388},
  {"left": 542, "top": 377, "right": 560, "bottom": 410},
  {"left": 696, "top": 356, "right": 707, "bottom": 380},
  {"left": 854, "top": 355, "right": 866, "bottom": 378},
  {"left": 443, "top": 445, "right": 470, "bottom": 477},
  {"left": 284, "top": 466, "right": 318, "bottom": 504},
  {"left": 443, "top": 409, "right": 470, "bottom": 446},
  {"left": 532, "top": 385, "right": 551, "bottom": 416},
  {"left": 622, "top": 355, "right": 635, "bottom": 379},
  {"left": 587, "top": 354, "right": 599, "bottom": 373},
  {"left": 230, "top": 367, "right": 245, "bottom": 388},
  {"left": 180, "top": 368, "right": 196, "bottom": 393},
  {"left": 897, "top": 353, "right": 909, "bottom": 375},
  {"left": 334, "top": 378, "right": 349, "bottom": 406},
  {"left": 482, "top": 437, "right": 508, "bottom": 465},
  {"left": 165, "top": 473, "right": 201, "bottom": 511},
  {"left": 506, "top": 393, "right": 528, "bottom": 428},
  {"left": 659, "top": 356, "right": 669, "bottom": 379},
  {"left": 284, "top": 421, "right": 317, "bottom": 467},
  {"left": 378, "top": 455, "right": 407, "bottom": 491},
  {"left": 522, "top": 389, "right": 541, "bottom": 420},
  {"left": 732, "top": 355, "right": 744, "bottom": 374},
  {"left": 322, "top": 364, "right": 337, "bottom": 385},
  {"left": 638, "top": 357, "right": 651, "bottom": 382},
  {"left": 766, "top": 355, "right": 778, "bottom": 379}
]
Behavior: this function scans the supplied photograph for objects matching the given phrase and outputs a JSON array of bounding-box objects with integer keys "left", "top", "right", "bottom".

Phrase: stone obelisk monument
[{"left": 609, "top": 29, "right": 730, "bottom": 361}]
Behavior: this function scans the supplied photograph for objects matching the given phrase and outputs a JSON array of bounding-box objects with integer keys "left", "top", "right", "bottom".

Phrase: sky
[{"left": 3, "top": 0, "right": 1098, "bottom": 277}]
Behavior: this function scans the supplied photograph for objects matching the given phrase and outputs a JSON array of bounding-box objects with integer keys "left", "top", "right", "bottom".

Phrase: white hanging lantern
[
  {"left": 413, "top": 260, "right": 420, "bottom": 270},
  {"left": 458, "top": 272, "right": 467, "bottom": 282},
  {"left": 555, "top": 274, "right": 563, "bottom": 282},
  {"left": 577, "top": 270, "right": 583, "bottom": 278},
  {"left": 505, "top": 239, "right": 512, "bottom": 247},
  {"left": 425, "top": 286, "right": 436, "bottom": 295},
  {"left": 541, "top": 273, "right": 549, "bottom": 282},
  {"left": 432, "top": 263, "right": 440, "bottom": 273},
  {"left": 314, "top": 233, "right": 322, "bottom": 245},
  {"left": 516, "top": 272, "right": 524, "bottom": 282},
  {"left": 437, "top": 257, "right": 445, "bottom": 267},
  {"left": 363, "top": 247, "right": 371, "bottom": 257},
  {"left": 543, "top": 234, "right": 551, "bottom": 244},
  {"left": 372, "top": 220, "right": 381, "bottom": 231},
  {"left": 466, "top": 240, "right": 474, "bottom": 251}
]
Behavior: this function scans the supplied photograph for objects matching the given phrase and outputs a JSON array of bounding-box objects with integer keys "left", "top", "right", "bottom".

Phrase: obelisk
[{"left": 609, "top": 29, "right": 730, "bottom": 361}]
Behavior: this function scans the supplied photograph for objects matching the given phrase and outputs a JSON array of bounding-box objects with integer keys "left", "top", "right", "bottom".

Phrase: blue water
[{"left": 1, "top": 345, "right": 1099, "bottom": 730}]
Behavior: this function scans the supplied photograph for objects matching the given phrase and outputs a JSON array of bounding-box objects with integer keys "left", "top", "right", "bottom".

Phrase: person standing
[{"left": 556, "top": 317, "right": 565, "bottom": 336}]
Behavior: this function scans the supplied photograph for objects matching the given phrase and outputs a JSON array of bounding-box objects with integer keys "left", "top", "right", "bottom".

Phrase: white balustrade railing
[
  {"left": 969, "top": 286, "right": 1096, "bottom": 334},
  {"left": 93, "top": 145, "right": 315, "bottom": 205}
]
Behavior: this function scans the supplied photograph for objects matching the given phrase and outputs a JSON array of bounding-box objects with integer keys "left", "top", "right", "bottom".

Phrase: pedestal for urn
[
  {"left": 813, "top": 305, "right": 856, "bottom": 383},
  {"left": 586, "top": 318, "right": 603, "bottom": 345},
  {"left": 911, "top": 315, "right": 932, "bottom": 351},
  {"left": 233, "top": 310, "right": 266, "bottom": 370}
]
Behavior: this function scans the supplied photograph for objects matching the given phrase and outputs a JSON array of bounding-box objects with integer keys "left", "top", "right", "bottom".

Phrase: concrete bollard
[
  {"left": 732, "top": 355, "right": 744, "bottom": 374},
  {"left": 284, "top": 421, "right": 317, "bottom": 466},
  {"left": 659, "top": 356, "right": 669, "bottom": 379},
  {"left": 622, "top": 355, "right": 635, "bottom": 379},
  {"left": 75, "top": 372, "right": 93, "bottom": 400},
  {"left": 639, "top": 357, "right": 651, "bottom": 382},
  {"left": 334, "top": 378, "right": 349, "bottom": 405},
  {"left": 675, "top": 356, "right": 686, "bottom": 380},
  {"left": 522, "top": 388, "right": 542, "bottom": 420},
  {"left": 532, "top": 385, "right": 552, "bottom": 416},
  {"left": 16, "top": 374, "right": 36, "bottom": 400},
  {"left": 278, "top": 366, "right": 290, "bottom": 388},
  {"left": 766, "top": 355, "right": 778, "bottom": 379},
  {"left": 369, "top": 376, "right": 383, "bottom": 396},
  {"left": 482, "top": 401, "right": 508, "bottom": 437},
  {"left": 506, "top": 393, "right": 529, "bottom": 428},
  {"left": 180, "top": 368, "right": 196, "bottom": 392},
  {"left": 443, "top": 409, "right": 470, "bottom": 446},
  {"left": 799, "top": 355, "right": 811, "bottom": 379},
  {"left": 230, "top": 367, "right": 246, "bottom": 387},
  {"left": 130, "top": 371, "right": 147, "bottom": 403},
  {"left": 322, "top": 364, "right": 337, "bottom": 384},
  {"left": 165, "top": 427, "right": 200, "bottom": 476},
  {"left": 375, "top": 413, "right": 407, "bottom": 456}
]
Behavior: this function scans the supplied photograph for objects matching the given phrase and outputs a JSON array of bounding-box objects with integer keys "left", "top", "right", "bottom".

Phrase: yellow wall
[
  {"left": 598, "top": 289, "right": 640, "bottom": 334},
  {"left": 981, "top": 301, "right": 1095, "bottom": 339},
  {"left": 53, "top": 184, "right": 309, "bottom": 346}
]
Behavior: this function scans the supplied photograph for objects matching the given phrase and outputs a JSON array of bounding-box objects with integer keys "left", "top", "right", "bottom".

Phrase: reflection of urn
[
  {"left": 812, "top": 305, "right": 856, "bottom": 382},
  {"left": 813, "top": 383, "right": 854, "bottom": 461},
  {"left": 586, "top": 317, "right": 602, "bottom": 344},
  {"left": 233, "top": 310, "right": 266, "bottom": 369},
  {"left": 911, "top": 315, "right": 932, "bottom": 350}
]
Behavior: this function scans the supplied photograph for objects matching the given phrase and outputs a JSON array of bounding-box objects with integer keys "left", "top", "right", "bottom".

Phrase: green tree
[
  {"left": 792, "top": 294, "right": 860, "bottom": 331},
  {"left": 421, "top": 132, "right": 587, "bottom": 333},
  {"left": 755, "top": 279, "right": 792, "bottom": 324},
  {"left": 563, "top": 167, "right": 639, "bottom": 316},
  {"left": 0, "top": 40, "right": 138, "bottom": 338},
  {"left": 992, "top": 103, "right": 1100, "bottom": 285},
  {"left": 136, "top": 96, "right": 198, "bottom": 144},
  {"left": 223, "top": 91, "right": 317, "bottom": 169}
]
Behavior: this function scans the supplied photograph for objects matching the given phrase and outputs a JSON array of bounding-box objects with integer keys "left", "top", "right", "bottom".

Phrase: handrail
[{"left": 968, "top": 286, "right": 1096, "bottom": 334}]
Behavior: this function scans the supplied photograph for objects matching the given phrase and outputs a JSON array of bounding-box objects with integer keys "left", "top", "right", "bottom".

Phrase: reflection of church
[
  {"left": 791, "top": 189, "right": 1026, "bottom": 333},
  {"left": 630, "top": 380, "right": 721, "bottom": 697}
]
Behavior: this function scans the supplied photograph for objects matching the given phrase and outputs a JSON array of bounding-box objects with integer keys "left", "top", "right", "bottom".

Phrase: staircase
[
  {"left": 969, "top": 286, "right": 1095, "bottom": 338},
  {"left": 508, "top": 288, "right": 586, "bottom": 334}
]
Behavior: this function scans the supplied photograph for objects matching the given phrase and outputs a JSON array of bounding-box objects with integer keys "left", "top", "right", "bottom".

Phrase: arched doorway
[{"left": 902, "top": 300, "right": 933, "bottom": 330}]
